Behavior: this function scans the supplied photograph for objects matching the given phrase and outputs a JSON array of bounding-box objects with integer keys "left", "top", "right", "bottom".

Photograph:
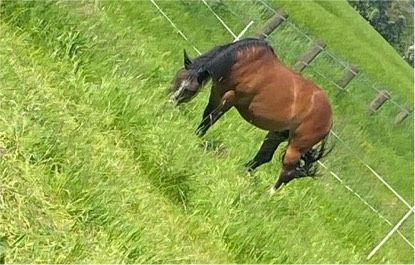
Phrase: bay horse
[{"left": 170, "top": 38, "right": 333, "bottom": 193}]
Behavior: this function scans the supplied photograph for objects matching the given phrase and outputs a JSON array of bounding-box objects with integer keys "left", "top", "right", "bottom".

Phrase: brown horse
[{"left": 170, "top": 38, "right": 333, "bottom": 192}]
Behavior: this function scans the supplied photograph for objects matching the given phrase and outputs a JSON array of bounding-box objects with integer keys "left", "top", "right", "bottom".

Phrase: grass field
[{"left": 0, "top": 0, "right": 413, "bottom": 263}]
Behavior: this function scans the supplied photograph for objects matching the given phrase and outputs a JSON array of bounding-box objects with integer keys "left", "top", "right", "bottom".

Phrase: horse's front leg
[{"left": 196, "top": 90, "right": 235, "bottom": 137}]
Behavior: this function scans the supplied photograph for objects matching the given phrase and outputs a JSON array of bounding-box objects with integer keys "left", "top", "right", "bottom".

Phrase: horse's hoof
[
  {"left": 269, "top": 186, "right": 277, "bottom": 196},
  {"left": 269, "top": 181, "right": 284, "bottom": 196},
  {"left": 245, "top": 166, "right": 255, "bottom": 173},
  {"left": 244, "top": 160, "right": 257, "bottom": 172}
]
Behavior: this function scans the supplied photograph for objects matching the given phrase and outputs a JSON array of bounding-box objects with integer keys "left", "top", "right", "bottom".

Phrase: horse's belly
[{"left": 235, "top": 104, "right": 292, "bottom": 131}]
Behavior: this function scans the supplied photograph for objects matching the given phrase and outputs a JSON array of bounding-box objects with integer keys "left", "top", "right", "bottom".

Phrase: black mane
[{"left": 188, "top": 38, "right": 274, "bottom": 82}]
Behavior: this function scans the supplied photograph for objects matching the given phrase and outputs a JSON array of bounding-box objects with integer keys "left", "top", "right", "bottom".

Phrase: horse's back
[{"left": 228, "top": 43, "right": 332, "bottom": 134}]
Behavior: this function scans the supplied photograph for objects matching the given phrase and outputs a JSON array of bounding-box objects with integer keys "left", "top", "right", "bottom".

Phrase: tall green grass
[{"left": 0, "top": 0, "right": 413, "bottom": 263}]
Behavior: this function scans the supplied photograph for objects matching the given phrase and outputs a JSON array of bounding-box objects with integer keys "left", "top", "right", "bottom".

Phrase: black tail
[{"left": 297, "top": 135, "right": 334, "bottom": 177}]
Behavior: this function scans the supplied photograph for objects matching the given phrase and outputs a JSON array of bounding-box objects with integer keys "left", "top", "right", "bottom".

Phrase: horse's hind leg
[
  {"left": 245, "top": 130, "right": 288, "bottom": 172},
  {"left": 271, "top": 121, "right": 330, "bottom": 192},
  {"left": 271, "top": 144, "right": 302, "bottom": 192}
]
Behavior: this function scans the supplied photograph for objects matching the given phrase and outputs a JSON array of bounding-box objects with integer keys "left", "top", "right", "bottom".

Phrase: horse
[{"left": 170, "top": 38, "right": 333, "bottom": 193}]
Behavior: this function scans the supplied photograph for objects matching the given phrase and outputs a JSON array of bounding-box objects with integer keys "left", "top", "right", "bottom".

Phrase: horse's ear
[{"left": 183, "top": 49, "right": 192, "bottom": 69}]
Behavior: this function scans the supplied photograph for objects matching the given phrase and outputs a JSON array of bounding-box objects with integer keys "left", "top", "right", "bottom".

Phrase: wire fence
[
  {"left": 317, "top": 160, "right": 414, "bottom": 250},
  {"left": 149, "top": 0, "right": 414, "bottom": 259}
]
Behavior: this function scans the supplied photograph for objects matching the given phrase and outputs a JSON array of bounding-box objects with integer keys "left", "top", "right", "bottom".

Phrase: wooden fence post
[
  {"left": 294, "top": 40, "right": 326, "bottom": 72},
  {"left": 336, "top": 66, "right": 359, "bottom": 90},
  {"left": 369, "top": 90, "right": 391, "bottom": 114},
  {"left": 394, "top": 107, "right": 412, "bottom": 124},
  {"left": 257, "top": 9, "right": 288, "bottom": 39}
]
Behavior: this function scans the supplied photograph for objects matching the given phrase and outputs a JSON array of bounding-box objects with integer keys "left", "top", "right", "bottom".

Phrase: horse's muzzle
[
  {"left": 170, "top": 89, "right": 189, "bottom": 106},
  {"left": 169, "top": 93, "right": 183, "bottom": 107}
]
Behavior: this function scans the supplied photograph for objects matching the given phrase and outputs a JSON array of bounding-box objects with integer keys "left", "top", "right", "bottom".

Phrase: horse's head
[{"left": 170, "top": 50, "right": 209, "bottom": 106}]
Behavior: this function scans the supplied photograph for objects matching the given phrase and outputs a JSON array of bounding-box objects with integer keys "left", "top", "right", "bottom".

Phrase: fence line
[
  {"left": 367, "top": 206, "right": 415, "bottom": 259},
  {"left": 201, "top": 0, "right": 254, "bottom": 43},
  {"left": 201, "top": 0, "right": 237, "bottom": 39},
  {"left": 317, "top": 161, "right": 414, "bottom": 250},
  {"left": 365, "top": 164, "right": 413, "bottom": 211},
  {"left": 234, "top": 20, "right": 255, "bottom": 42},
  {"left": 303, "top": 61, "right": 353, "bottom": 92},
  {"left": 257, "top": 0, "right": 410, "bottom": 113},
  {"left": 150, "top": 0, "right": 414, "bottom": 256},
  {"left": 257, "top": 0, "right": 312, "bottom": 42},
  {"left": 149, "top": 0, "right": 201, "bottom": 55},
  {"left": 357, "top": 73, "right": 411, "bottom": 113},
  {"left": 304, "top": 62, "right": 379, "bottom": 114},
  {"left": 330, "top": 130, "right": 413, "bottom": 211},
  {"left": 305, "top": 59, "right": 405, "bottom": 118}
]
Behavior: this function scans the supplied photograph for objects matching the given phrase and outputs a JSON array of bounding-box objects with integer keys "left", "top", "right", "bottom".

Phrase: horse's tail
[{"left": 298, "top": 134, "right": 334, "bottom": 177}]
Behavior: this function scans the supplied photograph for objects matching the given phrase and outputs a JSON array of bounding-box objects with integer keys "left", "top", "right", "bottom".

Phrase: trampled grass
[{"left": 0, "top": 0, "right": 413, "bottom": 263}]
